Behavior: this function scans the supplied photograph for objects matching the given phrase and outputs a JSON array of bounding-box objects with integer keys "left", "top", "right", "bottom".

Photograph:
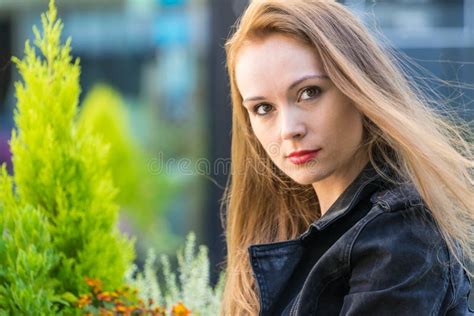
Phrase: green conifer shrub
[
  {"left": 0, "top": 1, "right": 225, "bottom": 314},
  {"left": 0, "top": 0, "right": 134, "bottom": 312}
]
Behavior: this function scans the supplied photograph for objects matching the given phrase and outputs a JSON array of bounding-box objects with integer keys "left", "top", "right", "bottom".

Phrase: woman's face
[{"left": 235, "top": 34, "right": 366, "bottom": 187}]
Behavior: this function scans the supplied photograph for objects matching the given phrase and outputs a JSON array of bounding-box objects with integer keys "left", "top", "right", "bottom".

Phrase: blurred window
[
  {"left": 343, "top": 0, "right": 473, "bottom": 48},
  {"left": 358, "top": 0, "right": 464, "bottom": 29}
]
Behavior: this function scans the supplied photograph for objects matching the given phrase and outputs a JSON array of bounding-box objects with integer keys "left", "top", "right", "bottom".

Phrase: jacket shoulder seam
[{"left": 346, "top": 205, "right": 450, "bottom": 315}]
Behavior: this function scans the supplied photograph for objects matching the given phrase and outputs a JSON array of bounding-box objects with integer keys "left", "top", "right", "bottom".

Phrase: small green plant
[{"left": 125, "top": 233, "right": 224, "bottom": 316}]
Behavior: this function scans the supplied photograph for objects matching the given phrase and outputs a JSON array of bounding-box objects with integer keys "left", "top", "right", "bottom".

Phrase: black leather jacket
[{"left": 248, "top": 164, "right": 473, "bottom": 315}]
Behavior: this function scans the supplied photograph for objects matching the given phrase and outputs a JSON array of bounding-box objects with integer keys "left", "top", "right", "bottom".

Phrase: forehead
[{"left": 235, "top": 34, "right": 324, "bottom": 96}]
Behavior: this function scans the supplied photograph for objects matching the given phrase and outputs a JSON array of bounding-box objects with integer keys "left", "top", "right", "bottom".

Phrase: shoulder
[
  {"left": 339, "top": 183, "right": 474, "bottom": 314},
  {"left": 346, "top": 183, "right": 472, "bottom": 313},
  {"left": 361, "top": 182, "right": 441, "bottom": 243},
  {"left": 352, "top": 182, "right": 447, "bottom": 268}
]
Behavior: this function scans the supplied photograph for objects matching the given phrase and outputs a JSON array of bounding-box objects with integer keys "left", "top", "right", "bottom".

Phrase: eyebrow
[{"left": 242, "top": 74, "right": 329, "bottom": 104}]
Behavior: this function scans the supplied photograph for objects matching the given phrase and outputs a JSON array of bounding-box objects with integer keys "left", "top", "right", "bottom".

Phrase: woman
[{"left": 221, "top": 0, "right": 473, "bottom": 315}]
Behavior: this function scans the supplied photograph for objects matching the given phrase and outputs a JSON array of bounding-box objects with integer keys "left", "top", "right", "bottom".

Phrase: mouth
[{"left": 287, "top": 149, "right": 321, "bottom": 165}]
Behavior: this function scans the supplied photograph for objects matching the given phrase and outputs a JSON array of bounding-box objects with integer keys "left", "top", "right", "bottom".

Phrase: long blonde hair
[{"left": 222, "top": 0, "right": 474, "bottom": 314}]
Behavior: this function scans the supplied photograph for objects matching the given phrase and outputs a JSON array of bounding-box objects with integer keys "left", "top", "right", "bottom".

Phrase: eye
[
  {"left": 299, "top": 86, "right": 321, "bottom": 101},
  {"left": 253, "top": 103, "right": 274, "bottom": 116}
]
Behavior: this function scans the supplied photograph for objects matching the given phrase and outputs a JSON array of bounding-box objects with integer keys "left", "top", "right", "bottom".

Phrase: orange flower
[
  {"left": 76, "top": 294, "right": 92, "bottom": 308},
  {"left": 97, "top": 291, "right": 112, "bottom": 302},
  {"left": 99, "top": 308, "right": 113, "bottom": 316},
  {"left": 152, "top": 306, "right": 167, "bottom": 316},
  {"left": 115, "top": 304, "right": 128, "bottom": 312},
  {"left": 84, "top": 276, "right": 102, "bottom": 288},
  {"left": 171, "top": 302, "right": 191, "bottom": 316}
]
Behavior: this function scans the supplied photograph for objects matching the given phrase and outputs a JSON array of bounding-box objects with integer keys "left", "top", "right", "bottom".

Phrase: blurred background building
[{"left": 0, "top": 0, "right": 472, "bottom": 304}]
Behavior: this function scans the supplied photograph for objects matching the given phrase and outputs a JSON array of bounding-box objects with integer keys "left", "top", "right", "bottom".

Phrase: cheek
[
  {"left": 320, "top": 102, "right": 364, "bottom": 150},
  {"left": 251, "top": 120, "right": 281, "bottom": 157},
  {"left": 336, "top": 109, "right": 364, "bottom": 149}
]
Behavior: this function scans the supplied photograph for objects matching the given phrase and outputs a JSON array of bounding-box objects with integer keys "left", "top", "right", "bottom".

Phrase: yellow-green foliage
[
  {"left": 77, "top": 85, "right": 181, "bottom": 256},
  {"left": 77, "top": 84, "right": 141, "bottom": 207},
  {"left": 0, "top": 167, "right": 60, "bottom": 314},
  {"left": 0, "top": 0, "right": 134, "bottom": 312}
]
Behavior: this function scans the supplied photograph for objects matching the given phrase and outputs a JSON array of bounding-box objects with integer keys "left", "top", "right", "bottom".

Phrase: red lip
[
  {"left": 287, "top": 149, "right": 321, "bottom": 165},
  {"left": 288, "top": 149, "right": 321, "bottom": 158}
]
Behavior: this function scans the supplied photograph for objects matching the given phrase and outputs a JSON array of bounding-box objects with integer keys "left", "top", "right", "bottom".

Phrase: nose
[{"left": 280, "top": 107, "right": 306, "bottom": 140}]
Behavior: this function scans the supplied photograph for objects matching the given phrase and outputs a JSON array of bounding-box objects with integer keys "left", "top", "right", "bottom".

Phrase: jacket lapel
[{"left": 249, "top": 240, "right": 304, "bottom": 315}]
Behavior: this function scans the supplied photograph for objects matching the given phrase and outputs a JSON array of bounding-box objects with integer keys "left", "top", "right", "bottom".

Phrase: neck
[{"left": 313, "top": 152, "right": 369, "bottom": 216}]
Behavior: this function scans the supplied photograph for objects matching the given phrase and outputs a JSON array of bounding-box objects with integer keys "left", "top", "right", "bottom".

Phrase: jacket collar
[
  {"left": 304, "top": 162, "right": 388, "bottom": 233},
  {"left": 300, "top": 162, "right": 389, "bottom": 239}
]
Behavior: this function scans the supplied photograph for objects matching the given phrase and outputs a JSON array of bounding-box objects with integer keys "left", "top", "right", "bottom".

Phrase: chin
[
  {"left": 286, "top": 171, "right": 323, "bottom": 185},
  {"left": 281, "top": 161, "right": 332, "bottom": 185}
]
